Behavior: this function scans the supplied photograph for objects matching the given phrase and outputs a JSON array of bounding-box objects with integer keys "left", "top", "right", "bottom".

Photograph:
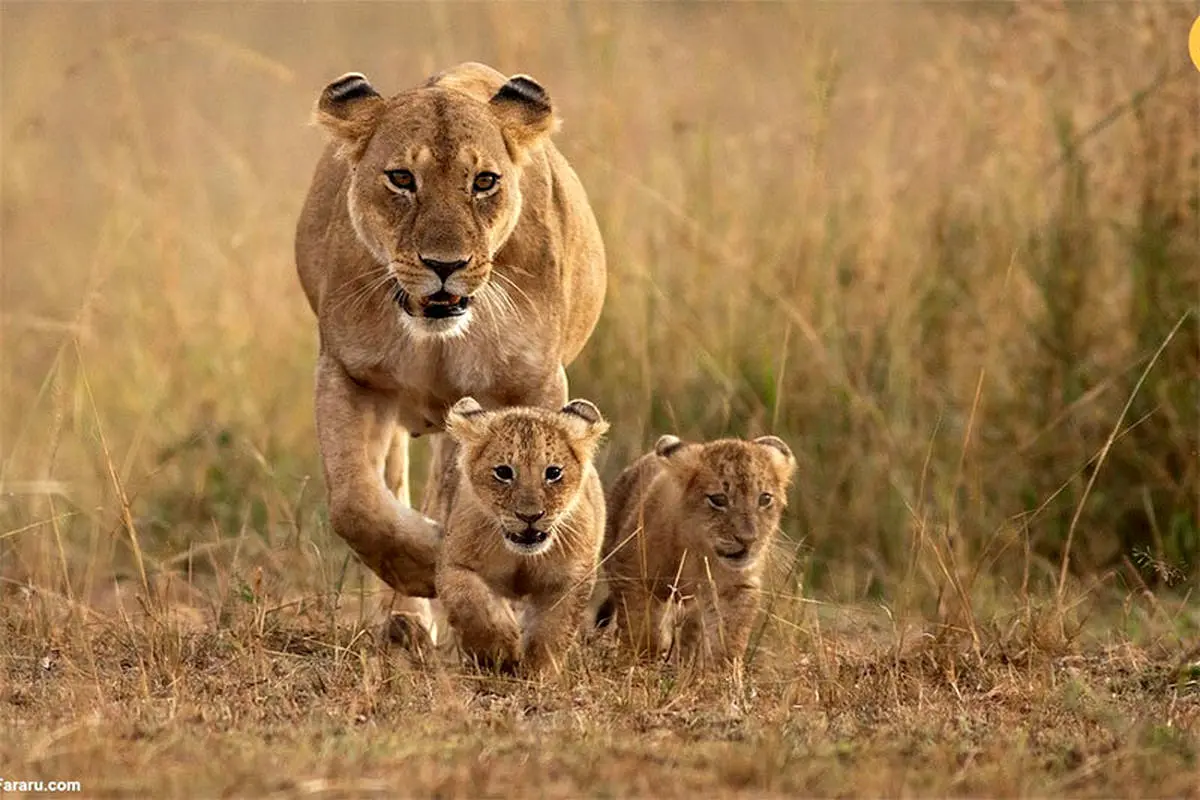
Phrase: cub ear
[
  {"left": 754, "top": 435, "right": 797, "bottom": 475},
  {"left": 654, "top": 434, "right": 700, "bottom": 475},
  {"left": 561, "top": 399, "right": 609, "bottom": 451},
  {"left": 489, "top": 74, "right": 559, "bottom": 162},
  {"left": 314, "top": 72, "right": 385, "bottom": 162},
  {"left": 654, "top": 435, "right": 688, "bottom": 459},
  {"left": 445, "top": 396, "right": 489, "bottom": 442},
  {"left": 561, "top": 399, "right": 602, "bottom": 425}
]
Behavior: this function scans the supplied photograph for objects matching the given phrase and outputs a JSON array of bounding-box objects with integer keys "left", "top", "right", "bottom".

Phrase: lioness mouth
[
  {"left": 415, "top": 290, "right": 471, "bottom": 319},
  {"left": 392, "top": 284, "right": 472, "bottom": 319},
  {"left": 506, "top": 528, "right": 549, "bottom": 548}
]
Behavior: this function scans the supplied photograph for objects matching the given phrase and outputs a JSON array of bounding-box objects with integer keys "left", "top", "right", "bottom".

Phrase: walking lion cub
[
  {"left": 598, "top": 434, "right": 796, "bottom": 665},
  {"left": 434, "top": 397, "right": 608, "bottom": 675}
]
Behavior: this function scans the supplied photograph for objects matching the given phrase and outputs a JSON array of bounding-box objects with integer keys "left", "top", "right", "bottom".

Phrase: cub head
[
  {"left": 653, "top": 434, "right": 797, "bottom": 571},
  {"left": 446, "top": 397, "right": 608, "bottom": 556},
  {"left": 313, "top": 65, "right": 559, "bottom": 337}
]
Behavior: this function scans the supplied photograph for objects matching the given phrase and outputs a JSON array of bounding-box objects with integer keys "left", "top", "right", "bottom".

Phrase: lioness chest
[{"left": 331, "top": 313, "right": 550, "bottom": 433}]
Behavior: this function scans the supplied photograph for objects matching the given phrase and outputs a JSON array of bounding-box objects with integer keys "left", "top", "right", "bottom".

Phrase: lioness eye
[
  {"left": 759, "top": 493, "right": 774, "bottom": 509},
  {"left": 492, "top": 465, "right": 514, "bottom": 483},
  {"left": 544, "top": 465, "right": 563, "bottom": 483},
  {"left": 706, "top": 493, "right": 728, "bottom": 511},
  {"left": 385, "top": 169, "right": 416, "bottom": 192},
  {"left": 472, "top": 172, "right": 499, "bottom": 194}
]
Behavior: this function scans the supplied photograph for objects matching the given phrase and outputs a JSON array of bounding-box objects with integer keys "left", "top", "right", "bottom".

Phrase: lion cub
[
  {"left": 435, "top": 396, "right": 608, "bottom": 675},
  {"left": 598, "top": 434, "right": 796, "bottom": 665}
]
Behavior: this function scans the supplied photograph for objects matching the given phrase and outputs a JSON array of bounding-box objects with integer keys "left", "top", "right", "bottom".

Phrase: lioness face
[
  {"left": 315, "top": 72, "right": 558, "bottom": 337},
  {"left": 656, "top": 436, "right": 797, "bottom": 571},
  {"left": 446, "top": 398, "right": 608, "bottom": 557}
]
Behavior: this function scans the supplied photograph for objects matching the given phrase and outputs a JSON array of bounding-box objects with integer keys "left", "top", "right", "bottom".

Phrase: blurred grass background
[{"left": 2, "top": 1, "right": 1197, "bottom": 623}]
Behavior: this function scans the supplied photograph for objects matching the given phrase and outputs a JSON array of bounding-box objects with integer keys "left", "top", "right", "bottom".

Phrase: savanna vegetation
[{"left": 2, "top": 3, "right": 1197, "bottom": 796}]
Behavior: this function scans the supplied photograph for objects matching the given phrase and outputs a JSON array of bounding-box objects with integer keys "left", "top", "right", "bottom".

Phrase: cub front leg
[
  {"left": 681, "top": 583, "right": 760, "bottom": 666},
  {"left": 437, "top": 564, "right": 522, "bottom": 671},
  {"left": 612, "top": 581, "right": 667, "bottom": 658},
  {"left": 715, "top": 584, "right": 761, "bottom": 663},
  {"left": 315, "top": 354, "right": 441, "bottom": 597},
  {"left": 522, "top": 577, "right": 594, "bottom": 676}
]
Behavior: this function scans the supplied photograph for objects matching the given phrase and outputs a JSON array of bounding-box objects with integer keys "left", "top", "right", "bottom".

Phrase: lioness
[
  {"left": 434, "top": 396, "right": 607, "bottom": 676},
  {"left": 294, "top": 63, "right": 606, "bottom": 635},
  {"left": 597, "top": 434, "right": 796, "bottom": 665}
]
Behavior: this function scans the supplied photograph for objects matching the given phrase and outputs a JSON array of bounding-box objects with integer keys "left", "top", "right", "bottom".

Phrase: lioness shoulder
[
  {"left": 598, "top": 434, "right": 797, "bottom": 665},
  {"left": 435, "top": 396, "right": 608, "bottom": 676}
]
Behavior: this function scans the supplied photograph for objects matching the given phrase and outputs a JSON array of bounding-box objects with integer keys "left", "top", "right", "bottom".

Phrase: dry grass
[{"left": 1, "top": 2, "right": 1198, "bottom": 797}]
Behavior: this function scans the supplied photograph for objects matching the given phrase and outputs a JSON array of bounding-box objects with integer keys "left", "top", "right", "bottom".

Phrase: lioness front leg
[
  {"left": 522, "top": 577, "right": 594, "bottom": 676},
  {"left": 437, "top": 564, "right": 521, "bottom": 671},
  {"left": 379, "top": 426, "right": 438, "bottom": 646},
  {"left": 315, "top": 354, "right": 441, "bottom": 597},
  {"left": 383, "top": 427, "right": 412, "bottom": 506}
]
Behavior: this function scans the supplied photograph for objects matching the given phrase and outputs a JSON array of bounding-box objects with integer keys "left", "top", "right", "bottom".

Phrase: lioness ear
[
  {"left": 445, "top": 396, "right": 489, "bottom": 442},
  {"left": 754, "top": 435, "right": 797, "bottom": 478},
  {"left": 489, "top": 74, "right": 559, "bottom": 162},
  {"left": 561, "top": 399, "right": 609, "bottom": 452},
  {"left": 314, "top": 72, "right": 385, "bottom": 162}
]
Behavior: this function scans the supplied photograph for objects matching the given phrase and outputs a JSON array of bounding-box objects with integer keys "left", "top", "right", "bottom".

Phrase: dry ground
[
  {"left": 2, "top": 2, "right": 1198, "bottom": 797},
  {"left": 3, "top": 583, "right": 1199, "bottom": 798}
]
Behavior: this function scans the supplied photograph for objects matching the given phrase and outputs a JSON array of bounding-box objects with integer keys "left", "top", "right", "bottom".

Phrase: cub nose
[
  {"left": 419, "top": 255, "right": 472, "bottom": 283},
  {"left": 515, "top": 510, "right": 545, "bottom": 525}
]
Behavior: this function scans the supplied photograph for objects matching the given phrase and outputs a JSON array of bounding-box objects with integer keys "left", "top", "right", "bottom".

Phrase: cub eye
[
  {"left": 706, "top": 493, "right": 728, "bottom": 511},
  {"left": 544, "top": 465, "right": 563, "bottom": 484},
  {"left": 492, "top": 465, "right": 514, "bottom": 483},
  {"left": 758, "top": 493, "right": 774, "bottom": 509},
  {"left": 385, "top": 169, "right": 416, "bottom": 192},
  {"left": 472, "top": 172, "right": 500, "bottom": 194}
]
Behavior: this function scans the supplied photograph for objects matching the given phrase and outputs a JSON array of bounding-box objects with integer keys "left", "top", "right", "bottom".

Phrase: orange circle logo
[{"left": 1190, "top": 16, "right": 1200, "bottom": 72}]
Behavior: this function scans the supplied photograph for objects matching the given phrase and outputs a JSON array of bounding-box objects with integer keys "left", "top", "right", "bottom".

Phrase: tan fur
[
  {"left": 293, "top": 63, "right": 606, "bottom": 633},
  {"left": 599, "top": 435, "right": 797, "bottom": 666},
  {"left": 435, "top": 397, "right": 608, "bottom": 676}
]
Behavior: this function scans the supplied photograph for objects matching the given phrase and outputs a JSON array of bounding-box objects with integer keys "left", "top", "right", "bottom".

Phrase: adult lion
[{"left": 294, "top": 62, "right": 606, "bottom": 635}]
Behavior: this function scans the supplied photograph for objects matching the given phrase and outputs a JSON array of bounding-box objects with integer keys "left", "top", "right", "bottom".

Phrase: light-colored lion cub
[
  {"left": 599, "top": 434, "right": 796, "bottom": 665},
  {"left": 435, "top": 396, "right": 608, "bottom": 675}
]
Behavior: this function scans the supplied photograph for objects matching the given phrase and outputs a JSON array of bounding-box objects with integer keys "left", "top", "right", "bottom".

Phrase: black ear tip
[
  {"left": 754, "top": 435, "right": 794, "bottom": 461},
  {"left": 494, "top": 74, "right": 551, "bottom": 112},
  {"left": 562, "top": 399, "right": 602, "bottom": 425},
  {"left": 654, "top": 435, "right": 686, "bottom": 459},
  {"left": 323, "top": 72, "right": 379, "bottom": 105},
  {"left": 450, "top": 396, "right": 486, "bottom": 419}
]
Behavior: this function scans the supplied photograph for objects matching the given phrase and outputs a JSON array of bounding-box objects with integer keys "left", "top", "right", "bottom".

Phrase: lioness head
[
  {"left": 314, "top": 66, "right": 559, "bottom": 337},
  {"left": 446, "top": 397, "right": 608, "bottom": 556},
  {"left": 654, "top": 435, "right": 797, "bottom": 571}
]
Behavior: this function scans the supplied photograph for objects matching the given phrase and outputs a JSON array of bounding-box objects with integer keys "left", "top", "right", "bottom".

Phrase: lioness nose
[
  {"left": 516, "top": 510, "right": 545, "bottom": 525},
  {"left": 419, "top": 255, "right": 471, "bottom": 283}
]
